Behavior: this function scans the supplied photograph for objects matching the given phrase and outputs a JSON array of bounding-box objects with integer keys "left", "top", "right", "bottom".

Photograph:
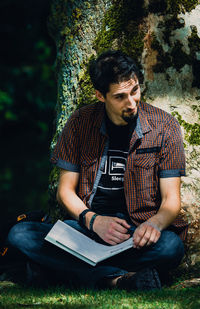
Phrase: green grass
[{"left": 0, "top": 282, "right": 200, "bottom": 309}]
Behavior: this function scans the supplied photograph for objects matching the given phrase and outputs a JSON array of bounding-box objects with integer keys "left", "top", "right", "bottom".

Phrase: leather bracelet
[
  {"left": 79, "top": 209, "right": 93, "bottom": 228},
  {"left": 89, "top": 213, "right": 99, "bottom": 232}
]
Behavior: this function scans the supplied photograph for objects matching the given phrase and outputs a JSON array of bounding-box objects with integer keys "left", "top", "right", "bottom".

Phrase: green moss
[
  {"left": 172, "top": 111, "right": 200, "bottom": 146},
  {"left": 191, "top": 104, "right": 200, "bottom": 120},
  {"left": 94, "top": 0, "right": 145, "bottom": 63},
  {"left": 94, "top": 6, "right": 119, "bottom": 53},
  {"left": 51, "top": 0, "right": 146, "bottom": 122},
  {"left": 77, "top": 65, "right": 98, "bottom": 109},
  {"left": 77, "top": 0, "right": 146, "bottom": 109}
]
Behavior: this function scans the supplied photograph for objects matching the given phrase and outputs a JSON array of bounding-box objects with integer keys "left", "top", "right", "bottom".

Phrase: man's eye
[
  {"left": 131, "top": 87, "right": 139, "bottom": 94},
  {"left": 115, "top": 95, "right": 124, "bottom": 100}
]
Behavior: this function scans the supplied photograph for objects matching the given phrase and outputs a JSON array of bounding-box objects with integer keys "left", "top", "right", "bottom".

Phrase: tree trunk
[{"left": 48, "top": 0, "right": 200, "bottom": 270}]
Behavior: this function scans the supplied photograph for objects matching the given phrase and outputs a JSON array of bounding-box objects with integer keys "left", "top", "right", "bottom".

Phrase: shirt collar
[
  {"left": 137, "top": 103, "right": 152, "bottom": 137},
  {"left": 135, "top": 116, "right": 143, "bottom": 138},
  {"left": 92, "top": 102, "right": 106, "bottom": 135},
  {"left": 97, "top": 101, "right": 152, "bottom": 137}
]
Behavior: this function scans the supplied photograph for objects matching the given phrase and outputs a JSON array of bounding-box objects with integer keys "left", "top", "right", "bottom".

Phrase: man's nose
[{"left": 127, "top": 95, "right": 136, "bottom": 108}]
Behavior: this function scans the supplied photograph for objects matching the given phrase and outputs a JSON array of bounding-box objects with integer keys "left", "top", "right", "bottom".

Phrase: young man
[{"left": 7, "top": 50, "right": 188, "bottom": 290}]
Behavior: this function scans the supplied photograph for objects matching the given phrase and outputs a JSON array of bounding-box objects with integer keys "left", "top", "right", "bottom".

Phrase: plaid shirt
[{"left": 51, "top": 101, "right": 188, "bottom": 240}]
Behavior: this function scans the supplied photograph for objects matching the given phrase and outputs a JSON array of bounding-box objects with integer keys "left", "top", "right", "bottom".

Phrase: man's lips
[{"left": 124, "top": 109, "right": 136, "bottom": 114}]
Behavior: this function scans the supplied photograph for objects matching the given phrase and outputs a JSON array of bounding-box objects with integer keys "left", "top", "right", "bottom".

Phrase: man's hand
[
  {"left": 93, "top": 216, "right": 131, "bottom": 245},
  {"left": 133, "top": 221, "right": 161, "bottom": 249},
  {"left": 133, "top": 177, "right": 182, "bottom": 249}
]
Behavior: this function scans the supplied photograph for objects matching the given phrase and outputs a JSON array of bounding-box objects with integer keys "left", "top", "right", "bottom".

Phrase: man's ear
[{"left": 95, "top": 90, "right": 105, "bottom": 102}]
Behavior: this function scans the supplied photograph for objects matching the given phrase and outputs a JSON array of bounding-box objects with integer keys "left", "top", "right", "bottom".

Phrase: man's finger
[
  {"left": 114, "top": 224, "right": 129, "bottom": 235},
  {"left": 107, "top": 224, "right": 130, "bottom": 242},
  {"left": 137, "top": 227, "right": 153, "bottom": 248},
  {"left": 105, "top": 234, "right": 129, "bottom": 245},
  {"left": 133, "top": 225, "right": 147, "bottom": 247},
  {"left": 146, "top": 228, "right": 158, "bottom": 246},
  {"left": 134, "top": 224, "right": 161, "bottom": 248},
  {"left": 112, "top": 230, "right": 130, "bottom": 241},
  {"left": 115, "top": 218, "right": 131, "bottom": 229},
  {"left": 106, "top": 239, "right": 118, "bottom": 245},
  {"left": 108, "top": 220, "right": 127, "bottom": 235},
  {"left": 149, "top": 229, "right": 161, "bottom": 245}
]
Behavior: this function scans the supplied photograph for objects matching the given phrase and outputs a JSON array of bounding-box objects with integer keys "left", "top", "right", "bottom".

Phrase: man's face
[{"left": 96, "top": 77, "right": 141, "bottom": 126}]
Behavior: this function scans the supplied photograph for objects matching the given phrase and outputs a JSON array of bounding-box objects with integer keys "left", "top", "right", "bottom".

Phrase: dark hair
[{"left": 89, "top": 50, "right": 139, "bottom": 97}]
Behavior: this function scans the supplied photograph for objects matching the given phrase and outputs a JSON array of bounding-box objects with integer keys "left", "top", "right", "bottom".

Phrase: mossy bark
[{"left": 48, "top": 0, "right": 200, "bottom": 270}]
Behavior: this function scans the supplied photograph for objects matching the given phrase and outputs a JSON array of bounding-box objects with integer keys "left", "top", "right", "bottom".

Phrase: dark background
[{"left": 0, "top": 0, "right": 57, "bottom": 221}]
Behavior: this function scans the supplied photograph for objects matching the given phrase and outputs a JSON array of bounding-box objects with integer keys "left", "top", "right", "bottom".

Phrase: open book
[{"left": 45, "top": 220, "right": 133, "bottom": 266}]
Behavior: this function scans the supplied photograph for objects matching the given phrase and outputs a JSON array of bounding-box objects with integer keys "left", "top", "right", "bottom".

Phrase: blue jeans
[{"left": 7, "top": 215, "right": 184, "bottom": 288}]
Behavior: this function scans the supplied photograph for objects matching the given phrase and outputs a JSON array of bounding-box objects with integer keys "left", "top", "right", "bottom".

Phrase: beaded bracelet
[{"left": 89, "top": 213, "right": 99, "bottom": 232}]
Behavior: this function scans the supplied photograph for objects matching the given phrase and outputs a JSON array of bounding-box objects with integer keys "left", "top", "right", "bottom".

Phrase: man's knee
[
  {"left": 7, "top": 222, "right": 50, "bottom": 252},
  {"left": 7, "top": 222, "right": 27, "bottom": 248},
  {"left": 155, "top": 231, "right": 184, "bottom": 268}
]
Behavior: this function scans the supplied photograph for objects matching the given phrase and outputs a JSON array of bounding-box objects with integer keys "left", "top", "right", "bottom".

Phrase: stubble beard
[{"left": 122, "top": 110, "right": 138, "bottom": 125}]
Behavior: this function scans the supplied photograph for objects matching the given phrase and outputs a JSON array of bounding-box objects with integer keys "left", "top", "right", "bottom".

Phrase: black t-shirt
[{"left": 91, "top": 115, "right": 132, "bottom": 215}]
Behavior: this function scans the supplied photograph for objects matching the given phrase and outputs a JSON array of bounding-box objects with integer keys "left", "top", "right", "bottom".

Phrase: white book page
[{"left": 46, "top": 220, "right": 133, "bottom": 263}]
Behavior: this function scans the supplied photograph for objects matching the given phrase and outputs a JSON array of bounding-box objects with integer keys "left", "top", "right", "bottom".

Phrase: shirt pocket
[
  {"left": 81, "top": 156, "right": 98, "bottom": 180},
  {"left": 128, "top": 152, "right": 159, "bottom": 196},
  {"left": 133, "top": 152, "right": 159, "bottom": 169}
]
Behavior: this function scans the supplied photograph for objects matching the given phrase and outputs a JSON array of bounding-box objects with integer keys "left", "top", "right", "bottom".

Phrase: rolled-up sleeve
[
  {"left": 159, "top": 118, "right": 186, "bottom": 178},
  {"left": 50, "top": 113, "right": 80, "bottom": 172}
]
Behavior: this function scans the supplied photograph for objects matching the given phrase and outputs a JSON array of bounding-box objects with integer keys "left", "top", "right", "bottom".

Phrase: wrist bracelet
[
  {"left": 79, "top": 209, "right": 93, "bottom": 228},
  {"left": 89, "top": 213, "right": 99, "bottom": 232}
]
